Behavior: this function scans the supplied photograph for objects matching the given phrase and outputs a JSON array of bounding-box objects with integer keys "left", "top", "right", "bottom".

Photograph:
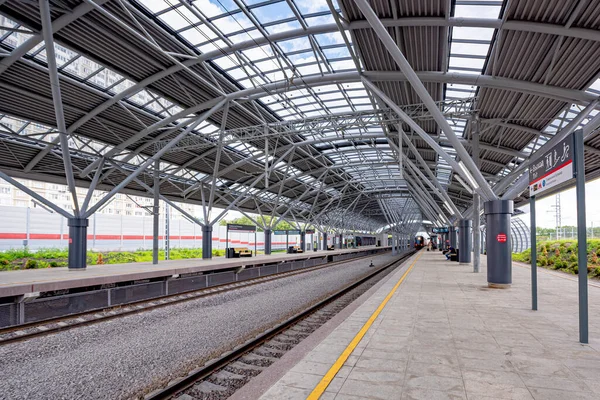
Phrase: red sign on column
[{"left": 497, "top": 233, "right": 507, "bottom": 243}]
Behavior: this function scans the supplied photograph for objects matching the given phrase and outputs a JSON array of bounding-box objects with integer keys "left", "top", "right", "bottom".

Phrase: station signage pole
[
  {"left": 528, "top": 130, "right": 587, "bottom": 342},
  {"left": 530, "top": 195, "right": 537, "bottom": 311},
  {"left": 574, "top": 129, "right": 589, "bottom": 344}
]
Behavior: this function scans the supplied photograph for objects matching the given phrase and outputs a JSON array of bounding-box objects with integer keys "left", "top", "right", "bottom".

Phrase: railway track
[
  {"left": 0, "top": 252, "right": 385, "bottom": 346},
  {"left": 144, "top": 249, "right": 417, "bottom": 400}
]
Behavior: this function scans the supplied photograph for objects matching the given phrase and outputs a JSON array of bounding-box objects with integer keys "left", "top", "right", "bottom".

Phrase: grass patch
[
  {"left": 0, "top": 247, "right": 227, "bottom": 271},
  {"left": 513, "top": 239, "right": 600, "bottom": 277}
]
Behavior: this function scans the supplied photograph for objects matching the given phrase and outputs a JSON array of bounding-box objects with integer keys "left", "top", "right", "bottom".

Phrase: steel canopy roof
[{"left": 0, "top": 0, "right": 600, "bottom": 232}]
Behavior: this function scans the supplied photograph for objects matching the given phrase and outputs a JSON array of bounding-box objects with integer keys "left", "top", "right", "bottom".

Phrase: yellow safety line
[{"left": 307, "top": 251, "right": 423, "bottom": 399}]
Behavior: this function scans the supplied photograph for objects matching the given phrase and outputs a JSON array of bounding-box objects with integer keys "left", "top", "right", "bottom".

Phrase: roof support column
[
  {"left": 153, "top": 160, "right": 160, "bottom": 265},
  {"left": 352, "top": 0, "right": 496, "bottom": 200},
  {"left": 472, "top": 116, "right": 481, "bottom": 273},
  {"left": 39, "top": 0, "right": 80, "bottom": 215},
  {"left": 83, "top": 99, "right": 226, "bottom": 217},
  {"left": 399, "top": 127, "right": 462, "bottom": 218}
]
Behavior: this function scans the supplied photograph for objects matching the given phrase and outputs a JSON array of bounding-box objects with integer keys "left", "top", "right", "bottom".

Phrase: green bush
[
  {"left": 513, "top": 239, "right": 600, "bottom": 278},
  {"left": 1, "top": 246, "right": 232, "bottom": 270}
]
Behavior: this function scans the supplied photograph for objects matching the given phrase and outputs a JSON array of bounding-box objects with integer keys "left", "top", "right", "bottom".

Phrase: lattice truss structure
[{"left": 1, "top": 0, "right": 600, "bottom": 236}]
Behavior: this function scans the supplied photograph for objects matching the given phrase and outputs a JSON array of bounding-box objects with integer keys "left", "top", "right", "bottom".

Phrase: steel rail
[
  {"left": 145, "top": 249, "right": 418, "bottom": 400},
  {"left": 0, "top": 250, "right": 387, "bottom": 346}
]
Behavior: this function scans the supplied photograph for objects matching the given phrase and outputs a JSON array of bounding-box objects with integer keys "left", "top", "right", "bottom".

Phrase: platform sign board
[
  {"left": 287, "top": 230, "right": 301, "bottom": 235},
  {"left": 227, "top": 224, "right": 256, "bottom": 232},
  {"left": 273, "top": 230, "right": 287, "bottom": 235},
  {"left": 432, "top": 227, "right": 449, "bottom": 234},
  {"left": 529, "top": 134, "right": 574, "bottom": 196},
  {"left": 305, "top": 229, "right": 315, "bottom": 234}
]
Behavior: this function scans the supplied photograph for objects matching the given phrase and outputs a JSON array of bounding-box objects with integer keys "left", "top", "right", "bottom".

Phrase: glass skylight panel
[
  {"left": 305, "top": 14, "right": 336, "bottom": 26},
  {"left": 128, "top": 90, "right": 153, "bottom": 106},
  {"left": 265, "top": 20, "right": 303, "bottom": 35},
  {"left": 198, "top": 39, "right": 228, "bottom": 53},
  {"left": 180, "top": 24, "right": 219, "bottom": 46},
  {"left": 213, "top": 14, "right": 254, "bottom": 36},
  {"left": 159, "top": 7, "right": 200, "bottom": 30},
  {"left": 449, "top": 56, "right": 485, "bottom": 71},
  {"left": 296, "top": 63, "right": 323, "bottom": 76},
  {"left": 314, "top": 32, "right": 345, "bottom": 47},
  {"left": 586, "top": 78, "right": 600, "bottom": 95},
  {"left": 111, "top": 79, "right": 135, "bottom": 94},
  {"left": 452, "top": 27, "right": 495, "bottom": 42},
  {"left": 329, "top": 59, "right": 355, "bottom": 71},
  {"left": 324, "top": 100, "right": 350, "bottom": 108},
  {"left": 253, "top": 2, "right": 295, "bottom": 24},
  {"left": 453, "top": 3, "right": 502, "bottom": 19},
  {"left": 277, "top": 37, "right": 312, "bottom": 53}
]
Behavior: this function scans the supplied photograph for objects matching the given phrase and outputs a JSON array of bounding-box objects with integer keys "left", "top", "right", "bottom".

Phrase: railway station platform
[
  {"left": 0, "top": 246, "right": 390, "bottom": 328},
  {"left": 0, "top": 246, "right": 389, "bottom": 297},
  {"left": 255, "top": 250, "right": 600, "bottom": 400}
]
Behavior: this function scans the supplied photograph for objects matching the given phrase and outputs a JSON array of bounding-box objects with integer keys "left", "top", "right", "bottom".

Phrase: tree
[{"left": 219, "top": 215, "right": 297, "bottom": 231}]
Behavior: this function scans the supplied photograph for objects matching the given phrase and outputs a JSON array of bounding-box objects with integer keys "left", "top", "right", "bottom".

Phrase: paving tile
[
  {"left": 324, "top": 375, "right": 347, "bottom": 393},
  {"left": 401, "top": 387, "right": 466, "bottom": 400},
  {"left": 527, "top": 387, "right": 599, "bottom": 400},
  {"left": 354, "top": 356, "right": 407, "bottom": 371},
  {"left": 276, "top": 371, "right": 323, "bottom": 390},
  {"left": 290, "top": 360, "right": 333, "bottom": 375},
  {"left": 459, "top": 354, "right": 516, "bottom": 372},
  {"left": 260, "top": 384, "right": 312, "bottom": 400},
  {"left": 404, "top": 374, "right": 464, "bottom": 393},
  {"left": 359, "top": 348, "right": 410, "bottom": 361},
  {"left": 507, "top": 356, "right": 573, "bottom": 378},
  {"left": 405, "top": 361, "right": 462, "bottom": 378},
  {"left": 409, "top": 351, "right": 460, "bottom": 367},
  {"left": 258, "top": 252, "right": 600, "bottom": 400},
  {"left": 519, "top": 373, "right": 590, "bottom": 392},
  {"left": 346, "top": 367, "right": 404, "bottom": 384},
  {"left": 333, "top": 394, "right": 373, "bottom": 400},
  {"left": 338, "top": 378, "right": 403, "bottom": 400}
]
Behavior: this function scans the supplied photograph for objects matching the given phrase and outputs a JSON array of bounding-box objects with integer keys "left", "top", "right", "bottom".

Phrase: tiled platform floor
[{"left": 260, "top": 250, "right": 600, "bottom": 400}]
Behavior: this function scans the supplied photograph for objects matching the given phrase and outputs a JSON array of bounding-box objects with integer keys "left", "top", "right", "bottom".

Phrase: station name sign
[
  {"left": 227, "top": 224, "right": 256, "bottom": 232},
  {"left": 305, "top": 229, "right": 315, "bottom": 234},
  {"left": 529, "top": 134, "right": 574, "bottom": 196},
  {"left": 432, "top": 227, "right": 449, "bottom": 233}
]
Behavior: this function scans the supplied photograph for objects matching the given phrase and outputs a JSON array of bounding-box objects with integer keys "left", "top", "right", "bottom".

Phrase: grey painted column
[
  {"left": 152, "top": 160, "right": 159, "bottom": 264},
  {"left": 484, "top": 200, "right": 514, "bottom": 288},
  {"left": 339, "top": 234, "right": 343, "bottom": 249},
  {"left": 202, "top": 225, "right": 212, "bottom": 259},
  {"left": 472, "top": 115, "right": 481, "bottom": 272},
  {"left": 68, "top": 218, "right": 88, "bottom": 269},
  {"left": 473, "top": 194, "right": 481, "bottom": 272},
  {"left": 264, "top": 229, "right": 272, "bottom": 255},
  {"left": 574, "top": 129, "right": 588, "bottom": 343},
  {"left": 449, "top": 227, "right": 457, "bottom": 248},
  {"left": 392, "top": 233, "right": 397, "bottom": 255},
  {"left": 459, "top": 219, "right": 472, "bottom": 264},
  {"left": 530, "top": 196, "right": 537, "bottom": 310},
  {"left": 323, "top": 232, "right": 328, "bottom": 250},
  {"left": 300, "top": 231, "right": 306, "bottom": 252}
]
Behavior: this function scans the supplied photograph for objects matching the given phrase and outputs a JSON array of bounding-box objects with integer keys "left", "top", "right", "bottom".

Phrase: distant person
[{"left": 445, "top": 247, "right": 456, "bottom": 260}]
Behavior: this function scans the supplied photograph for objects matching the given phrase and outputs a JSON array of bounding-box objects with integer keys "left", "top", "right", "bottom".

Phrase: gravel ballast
[{"left": 0, "top": 253, "right": 399, "bottom": 400}]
